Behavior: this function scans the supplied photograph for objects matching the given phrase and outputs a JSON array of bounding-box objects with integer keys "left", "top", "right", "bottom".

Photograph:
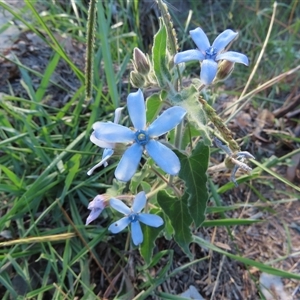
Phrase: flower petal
[
  {"left": 200, "top": 59, "right": 218, "bottom": 85},
  {"left": 139, "top": 213, "right": 164, "bottom": 227},
  {"left": 113, "top": 107, "right": 124, "bottom": 123},
  {"left": 131, "top": 221, "right": 143, "bottom": 245},
  {"left": 87, "top": 148, "right": 114, "bottom": 175},
  {"left": 115, "top": 143, "right": 143, "bottom": 182},
  {"left": 236, "top": 151, "right": 255, "bottom": 160},
  {"left": 108, "top": 216, "right": 131, "bottom": 233},
  {"left": 145, "top": 140, "right": 180, "bottom": 175},
  {"left": 86, "top": 195, "right": 106, "bottom": 225},
  {"left": 132, "top": 191, "right": 146, "bottom": 213},
  {"left": 147, "top": 106, "right": 186, "bottom": 137},
  {"left": 212, "top": 29, "right": 238, "bottom": 52},
  {"left": 85, "top": 208, "right": 104, "bottom": 225},
  {"left": 88, "top": 195, "right": 106, "bottom": 209},
  {"left": 127, "top": 89, "right": 146, "bottom": 130},
  {"left": 110, "top": 198, "right": 131, "bottom": 215},
  {"left": 174, "top": 50, "right": 205, "bottom": 64},
  {"left": 90, "top": 132, "right": 115, "bottom": 149},
  {"left": 93, "top": 122, "right": 135, "bottom": 143},
  {"left": 216, "top": 51, "right": 249, "bottom": 65},
  {"left": 190, "top": 27, "right": 210, "bottom": 53}
]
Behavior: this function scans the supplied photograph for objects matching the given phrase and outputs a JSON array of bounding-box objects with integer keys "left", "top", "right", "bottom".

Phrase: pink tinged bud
[
  {"left": 86, "top": 195, "right": 108, "bottom": 225},
  {"left": 133, "top": 47, "right": 150, "bottom": 75}
]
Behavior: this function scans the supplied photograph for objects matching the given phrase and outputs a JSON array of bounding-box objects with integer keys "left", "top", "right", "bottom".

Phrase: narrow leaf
[
  {"left": 152, "top": 20, "right": 171, "bottom": 88},
  {"left": 97, "top": 1, "right": 119, "bottom": 108}
]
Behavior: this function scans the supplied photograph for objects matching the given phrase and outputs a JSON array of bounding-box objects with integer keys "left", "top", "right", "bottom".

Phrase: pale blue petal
[
  {"left": 87, "top": 195, "right": 106, "bottom": 210},
  {"left": 93, "top": 122, "right": 135, "bottom": 143},
  {"left": 127, "top": 89, "right": 146, "bottom": 130},
  {"left": 200, "top": 59, "right": 218, "bottom": 85},
  {"left": 110, "top": 198, "right": 131, "bottom": 215},
  {"left": 148, "top": 106, "right": 186, "bottom": 137},
  {"left": 86, "top": 208, "right": 104, "bottom": 225},
  {"left": 113, "top": 107, "right": 124, "bottom": 123},
  {"left": 216, "top": 51, "right": 249, "bottom": 65},
  {"left": 86, "top": 195, "right": 106, "bottom": 225},
  {"left": 132, "top": 191, "right": 146, "bottom": 213},
  {"left": 236, "top": 151, "right": 255, "bottom": 159},
  {"left": 115, "top": 143, "right": 143, "bottom": 182},
  {"left": 131, "top": 221, "right": 143, "bottom": 245},
  {"left": 90, "top": 132, "right": 115, "bottom": 149},
  {"left": 87, "top": 148, "right": 114, "bottom": 175},
  {"left": 139, "top": 213, "right": 164, "bottom": 227},
  {"left": 190, "top": 27, "right": 210, "bottom": 53},
  {"left": 145, "top": 140, "right": 180, "bottom": 175},
  {"left": 108, "top": 217, "right": 131, "bottom": 233},
  {"left": 102, "top": 148, "right": 114, "bottom": 167},
  {"left": 174, "top": 50, "right": 205, "bottom": 64},
  {"left": 212, "top": 29, "right": 238, "bottom": 52}
]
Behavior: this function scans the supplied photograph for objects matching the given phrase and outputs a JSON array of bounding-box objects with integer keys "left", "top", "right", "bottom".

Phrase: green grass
[{"left": 0, "top": 0, "right": 299, "bottom": 299}]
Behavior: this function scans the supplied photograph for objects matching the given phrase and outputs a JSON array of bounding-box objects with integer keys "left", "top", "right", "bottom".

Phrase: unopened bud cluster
[{"left": 130, "top": 47, "right": 156, "bottom": 88}]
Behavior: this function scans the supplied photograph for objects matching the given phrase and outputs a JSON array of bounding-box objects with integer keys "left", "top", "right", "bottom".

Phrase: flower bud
[
  {"left": 215, "top": 60, "right": 235, "bottom": 82},
  {"left": 133, "top": 47, "right": 150, "bottom": 75},
  {"left": 86, "top": 194, "right": 109, "bottom": 225},
  {"left": 130, "top": 70, "right": 145, "bottom": 88}
]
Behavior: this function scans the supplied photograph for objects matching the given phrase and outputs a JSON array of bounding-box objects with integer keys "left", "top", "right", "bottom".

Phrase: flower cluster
[
  {"left": 86, "top": 89, "right": 186, "bottom": 244},
  {"left": 85, "top": 24, "right": 253, "bottom": 248}
]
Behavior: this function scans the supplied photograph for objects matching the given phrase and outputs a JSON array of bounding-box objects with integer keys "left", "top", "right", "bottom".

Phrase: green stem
[
  {"left": 198, "top": 96, "right": 240, "bottom": 152},
  {"left": 85, "top": 0, "right": 97, "bottom": 101},
  {"left": 146, "top": 183, "right": 168, "bottom": 199}
]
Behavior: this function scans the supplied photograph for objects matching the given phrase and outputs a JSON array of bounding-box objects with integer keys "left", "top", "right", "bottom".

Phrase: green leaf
[
  {"left": 181, "top": 123, "right": 201, "bottom": 150},
  {"left": 146, "top": 93, "right": 163, "bottom": 124},
  {"left": 177, "top": 141, "right": 209, "bottom": 227},
  {"left": 65, "top": 154, "right": 81, "bottom": 191},
  {"left": 157, "top": 191, "right": 193, "bottom": 259},
  {"left": 152, "top": 20, "right": 171, "bottom": 88},
  {"left": 97, "top": 1, "right": 119, "bottom": 108},
  {"left": 163, "top": 214, "right": 174, "bottom": 240},
  {"left": 140, "top": 210, "right": 164, "bottom": 265},
  {"left": 35, "top": 51, "right": 61, "bottom": 102},
  {"left": 180, "top": 85, "right": 211, "bottom": 145},
  {"left": 202, "top": 219, "right": 260, "bottom": 227},
  {"left": 0, "top": 165, "right": 24, "bottom": 189}
]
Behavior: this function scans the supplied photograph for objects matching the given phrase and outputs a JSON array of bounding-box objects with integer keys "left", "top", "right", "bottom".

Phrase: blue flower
[
  {"left": 86, "top": 195, "right": 107, "bottom": 225},
  {"left": 108, "top": 191, "right": 164, "bottom": 245},
  {"left": 174, "top": 28, "right": 249, "bottom": 85},
  {"left": 88, "top": 107, "right": 123, "bottom": 176},
  {"left": 91, "top": 89, "right": 186, "bottom": 182}
]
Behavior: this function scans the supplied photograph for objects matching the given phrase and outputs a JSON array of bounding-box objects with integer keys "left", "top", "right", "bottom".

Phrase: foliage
[{"left": 0, "top": 0, "right": 299, "bottom": 299}]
